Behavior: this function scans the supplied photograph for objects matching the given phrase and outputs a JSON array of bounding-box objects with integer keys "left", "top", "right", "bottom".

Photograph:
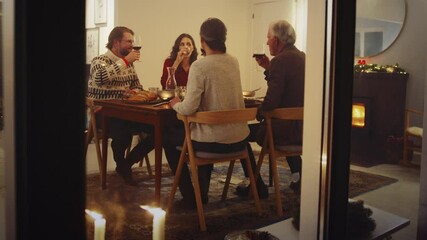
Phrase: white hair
[{"left": 269, "top": 20, "right": 296, "bottom": 45}]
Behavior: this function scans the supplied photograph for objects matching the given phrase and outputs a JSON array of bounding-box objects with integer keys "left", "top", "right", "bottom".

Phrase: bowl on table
[
  {"left": 243, "top": 90, "right": 256, "bottom": 97},
  {"left": 158, "top": 89, "right": 175, "bottom": 100},
  {"left": 242, "top": 87, "right": 261, "bottom": 97}
]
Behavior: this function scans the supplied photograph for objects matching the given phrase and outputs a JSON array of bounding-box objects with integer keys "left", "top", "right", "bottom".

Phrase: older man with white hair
[{"left": 237, "top": 19, "right": 305, "bottom": 196}]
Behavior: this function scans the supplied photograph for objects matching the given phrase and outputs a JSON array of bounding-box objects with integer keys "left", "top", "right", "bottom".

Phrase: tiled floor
[{"left": 0, "top": 136, "right": 421, "bottom": 239}]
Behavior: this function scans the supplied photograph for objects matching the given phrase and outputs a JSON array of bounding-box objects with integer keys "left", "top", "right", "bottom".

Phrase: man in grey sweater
[{"left": 164, "top": 18, "right": 267, "bottom": 209}]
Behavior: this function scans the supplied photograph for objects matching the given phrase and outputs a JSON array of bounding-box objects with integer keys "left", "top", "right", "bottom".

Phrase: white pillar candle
[
  {"left": 86, "top": 209, "right": 106, "bottom": 240},
  {"left": 94, "top": 218, "right": 106, "bottom": 240},
  {"left": 141, "top": 206, "right": 166, "bottom": 240}
]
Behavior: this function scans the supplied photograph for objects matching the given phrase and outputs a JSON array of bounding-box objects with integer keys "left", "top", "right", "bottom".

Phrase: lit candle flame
[
  {"left": 85, "top": 209, "right": 104, "bottom": 220},
  {"left": 141, "top": 205, "right": 166, "bottom": 240},
  {"left": 140, "top": 205, "right": 165, "bottom": 216},
  {"left": 85, "top": 209, "right": 106, "bottom": 240}
]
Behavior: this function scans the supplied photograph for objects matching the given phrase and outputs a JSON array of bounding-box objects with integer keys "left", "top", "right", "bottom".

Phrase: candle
[
  {"left": 141, "top": 206, "right": 166, "bottom": 240},
  {"left": 86, "top": 209, "right": 106, "bottom": 240},
  {"left": 94, "top": 218, "right": 106, "bottom": 240}
]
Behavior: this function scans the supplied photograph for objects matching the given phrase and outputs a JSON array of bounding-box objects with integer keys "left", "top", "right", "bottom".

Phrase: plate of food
[
  {"left": 122, "top": 90, "right": 159, "bottom": 104},
  {"left": 224, "top": 230, "right": 279, "bottom": 240}
]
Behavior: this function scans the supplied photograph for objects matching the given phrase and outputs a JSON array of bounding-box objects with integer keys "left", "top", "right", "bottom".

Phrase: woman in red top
[{"left": 160, "top": 33, "right": 198, "bottom": 89}]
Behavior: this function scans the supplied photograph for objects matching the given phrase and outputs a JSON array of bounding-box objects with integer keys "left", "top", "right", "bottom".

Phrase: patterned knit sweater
[{"left": 87, "top": 50, "right": 143, "bottom": 100}]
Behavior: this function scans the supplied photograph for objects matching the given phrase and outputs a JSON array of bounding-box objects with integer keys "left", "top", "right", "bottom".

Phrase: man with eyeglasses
[{"left": 87, "top": 26, "right": 154, "bottom": 185}]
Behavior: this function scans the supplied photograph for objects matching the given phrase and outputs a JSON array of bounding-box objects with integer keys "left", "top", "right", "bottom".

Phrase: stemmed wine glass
[
  {"left": 133, "top": 35, "right": 142, "bottom": 62},
  {"left": 182, "top": 46, "right": 190, "bottom": 58},
  {"left": 253, "top": 43, "right": 266, "bottom": 71}
]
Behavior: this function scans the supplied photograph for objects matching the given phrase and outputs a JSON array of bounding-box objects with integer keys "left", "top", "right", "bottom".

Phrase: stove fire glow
[{"left": 352, "top": 103, "right": 366, "bottom": 128}]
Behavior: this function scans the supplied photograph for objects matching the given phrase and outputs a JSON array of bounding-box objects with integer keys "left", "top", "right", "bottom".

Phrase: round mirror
[{"left": 355, "top": 0, "right": 406, "bottom": 57}]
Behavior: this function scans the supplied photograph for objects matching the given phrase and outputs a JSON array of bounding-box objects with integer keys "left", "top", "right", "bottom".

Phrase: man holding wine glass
[
  {"left": 87, "top": 26, "right": 154, "bottom": 186},
  {"left": 237, "top": 20, "right": 305, "bottom": 196}
]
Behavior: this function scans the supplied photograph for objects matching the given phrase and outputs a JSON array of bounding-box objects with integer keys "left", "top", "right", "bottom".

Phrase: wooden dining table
[
  {"left": 93, "top": 99, "right": 176, "bottom": 203},
  {"left": 93, "top": 98, "right": 262, "bottom": 204}
]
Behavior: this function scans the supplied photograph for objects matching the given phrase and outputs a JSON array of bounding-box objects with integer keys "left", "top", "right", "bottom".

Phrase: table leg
[
  {"left": 101, "top": 115, "right": 109, "bottom": 189},
  {"left": 154, "top": 121, "right": 163, "bottom": 204}
]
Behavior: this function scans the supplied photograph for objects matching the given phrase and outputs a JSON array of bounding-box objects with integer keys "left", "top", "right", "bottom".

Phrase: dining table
[
  {"left": 93, "top": 99, "right": 176, "bottom": 203},
  {"left": 93, "top": 98, "right": 263, "bottom": 204}
]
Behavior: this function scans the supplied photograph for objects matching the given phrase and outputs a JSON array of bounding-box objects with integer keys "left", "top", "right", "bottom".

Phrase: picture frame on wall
[
  {"left": 86, "top": 28, "right": 99, "bottom": 64},
  {"left": 94, "top": 0, "right": 107, "bottom": 25}
]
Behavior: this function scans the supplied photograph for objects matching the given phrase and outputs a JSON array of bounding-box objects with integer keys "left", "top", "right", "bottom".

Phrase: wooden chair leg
[
  {"left": 144, "top": 156, "right": 153, "bottom": 177},
  {"left": 269, "top": 154, "right": 273, "bottom": 187},
  {"left": 255, "top": 146, "right": 267, "bottom": 181},
  {"left": 269, "top": 147, "right": 283, "bottom": 216},
  {"left": 84, "top": 127, "right": 93, "bottom": 158},
  {"left": 402, "top": 132, "right": 409, "bottom": 165},
  {"left": 245, "top": 154, "right": 262, "bottom": 215},
  {"left": 190, "top": 161, "right": 207, "bottom": 231},
  {"left": 249, "top": 146, "right": 267, "bottom": 199},
  {"left": 221, "top": 160, "right": 235, "bottom": 201},
  {"left": 167, "top": 143, "right": 188, "bottom": 213},
  {"left": 86, "top": 112, "right": 105, "bottom": 186}
]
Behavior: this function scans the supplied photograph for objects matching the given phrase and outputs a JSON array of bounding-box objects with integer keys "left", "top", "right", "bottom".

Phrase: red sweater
[{"left": 160, "top": 58, "right": 189, "bottom": 89}]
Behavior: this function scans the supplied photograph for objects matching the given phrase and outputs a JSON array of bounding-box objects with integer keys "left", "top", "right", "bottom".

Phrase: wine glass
[
  {"left": 253, "top": 43, "right": 266, "bottom": 71},
  {"left": 133, "top": 35, "right": 142, "bottom": 62},
  {"left": 252, "top": 43, "right": 266, "bottom": 58},
  {"left": 182, "top": 46, "right": 190, "bottom": 58}
]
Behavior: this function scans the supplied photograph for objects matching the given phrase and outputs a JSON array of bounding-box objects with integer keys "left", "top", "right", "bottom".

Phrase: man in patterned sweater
[{"left": 87, "top": 26, "right": 154, "bottom": 185}]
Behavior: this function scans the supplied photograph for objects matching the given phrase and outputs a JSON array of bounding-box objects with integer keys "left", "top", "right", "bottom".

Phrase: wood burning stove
[{"left": 351, "top": 72, "right": 409, "bottom": 164}]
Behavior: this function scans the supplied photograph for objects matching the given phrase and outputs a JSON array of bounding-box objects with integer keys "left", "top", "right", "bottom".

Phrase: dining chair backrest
[
  {"left": 256, "top": 107, "right": 304, "bottom": 216},
  {"left": 168, "top": 108, "right": 262, "bottom": 231},
  {"left": 177, "top": 108, "right": 258, "bottom": 124},
  {"left": 262, "top": 107, "right": 304, "bottom": 121}
]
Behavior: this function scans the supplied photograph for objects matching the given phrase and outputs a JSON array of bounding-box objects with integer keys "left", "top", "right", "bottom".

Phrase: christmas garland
[{"left": 354, "top": 61, "right": 407, "bottom": 74}]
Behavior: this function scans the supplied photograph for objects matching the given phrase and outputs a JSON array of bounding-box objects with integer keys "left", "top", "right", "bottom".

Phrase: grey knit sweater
[{"left": 173, "top": 53, "right": 249, "bottom": 143}]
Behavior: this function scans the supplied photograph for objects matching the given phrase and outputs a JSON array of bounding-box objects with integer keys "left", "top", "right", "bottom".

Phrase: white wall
[
  {"left": 86, "top": 0, "right": 116, "bottom": 55},
  {"left": 85, "top": 0, "right": 305, "bottom": 92},
  {"left": 355, "top": 0, "right": 427, "bottom": 117},
  {"left": 113, "top": 0, "right": 252, "bottom": 90},
  {"left": 420, "top": 55, "right": 427, "bottom": 239}
]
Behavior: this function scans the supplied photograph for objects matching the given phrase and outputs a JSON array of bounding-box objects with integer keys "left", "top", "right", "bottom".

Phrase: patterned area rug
[{"left": 86, "top": 161, "right": 397, "bottom": 240}]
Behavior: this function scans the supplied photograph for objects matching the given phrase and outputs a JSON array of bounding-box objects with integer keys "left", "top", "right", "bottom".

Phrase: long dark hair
[{"left": 169, "top": 33, "right": 198, "bottom": 64}]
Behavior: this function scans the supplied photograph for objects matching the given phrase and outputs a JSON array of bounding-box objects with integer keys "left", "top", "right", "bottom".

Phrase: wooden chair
[
  {"left": 402, "top": 108, "right": 423, "bottom": 167},
  {"left": 255, "top": 107, "right": 303, "bottom": 216},
  {"left": 84, "top": 98, "right": 153, "bottom": 186},
  {"left": 167, "top": 108, "right": 262, "bottom": 231}
]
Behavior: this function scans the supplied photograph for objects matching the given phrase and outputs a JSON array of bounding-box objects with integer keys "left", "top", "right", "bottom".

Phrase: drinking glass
[
  {"left": 253, "top": 43, "right": 266, "bottom": 71},
  {"left": 182, "top": 46, "right": 190, "bottom": 58},
  {"left": 133, "top": 35, "right": 142, "bottom": 62},
  {"left": 176, "top": 86, "right": 187, "bottom": 100},
  {"left": 253, "top": 43, "right": 266, "bottom": 57}
]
